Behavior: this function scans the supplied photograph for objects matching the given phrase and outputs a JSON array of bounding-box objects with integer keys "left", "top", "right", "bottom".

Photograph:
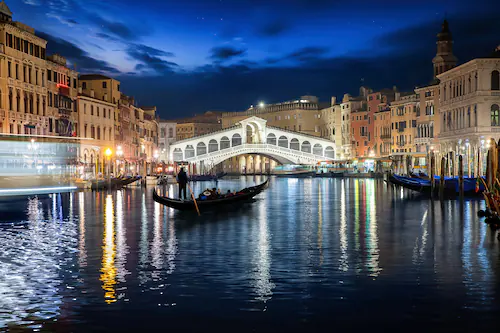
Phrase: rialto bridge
[{"left": 169, "top": 116, "right": 337, "bottom": 173}]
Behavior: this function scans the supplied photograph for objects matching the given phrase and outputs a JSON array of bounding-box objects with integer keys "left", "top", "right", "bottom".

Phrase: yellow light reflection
[
  {"left": 151, "top": 201, "right": 163, "bottom": 271},
  {"left": 253, "top": 196, "right": 274, "bottom": 302},
  {"left": 318, "top": 183, "right": 323, "bottom": 266},
  {"left": 100, "top": 194, "right": 117, "bottom": 304},
  {"left": 339, "top": 179, "right": 348, "bottom": 272},
  {"left": 78, "top": 192, "right": 87, "bottom": 267},
  {"left": 366, "top": 180, "right": 381, "bottom": 277},
  {"left": 115, "top": 190, "right": 129, "bottom": 283}
]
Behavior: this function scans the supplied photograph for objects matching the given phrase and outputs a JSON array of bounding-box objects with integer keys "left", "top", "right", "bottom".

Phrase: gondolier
[{"left": 177, "top": 167, "right": 188, "bottom": 200}]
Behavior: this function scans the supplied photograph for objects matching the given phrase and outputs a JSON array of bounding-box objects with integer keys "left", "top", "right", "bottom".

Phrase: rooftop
[{"left": 79, "top": 74, "right": 113, "bottom": 81}]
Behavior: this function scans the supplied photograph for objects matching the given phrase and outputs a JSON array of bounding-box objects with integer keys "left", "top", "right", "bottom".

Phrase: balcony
[
  {"left": 58, "top": 108, "right": 72, "bottom": 118},
  {"left": 380, "top": 134, "right": 391, "bottom": 141},
  {"left": 398, "top": 127, "right": 404, "bottom": 133}
]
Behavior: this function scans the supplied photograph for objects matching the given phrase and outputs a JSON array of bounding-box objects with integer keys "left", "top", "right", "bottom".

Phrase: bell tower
[
  {"left": 432, "top": 20, "right": 457, "bottom": 77},
  {"left": 0, "top": 1, "right": 12, "bottom": 22}
]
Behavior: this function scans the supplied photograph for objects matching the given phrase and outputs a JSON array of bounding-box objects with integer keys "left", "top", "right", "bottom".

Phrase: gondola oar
[{"left": 187, "top": 183, "right": 201, "bottom": 216}]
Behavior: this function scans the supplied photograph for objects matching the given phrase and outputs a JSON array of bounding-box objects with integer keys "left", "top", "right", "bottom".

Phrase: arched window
[
  {"left": 220, "top": 136, "right": 230, "bottom": 149},
  {"left": 290, "top": 138, "right": 300, "bottom": 150},
  {"left": 313, "top": 144, "right": 323, "bottom": 156},
  {"left": 232, "top": 133, "right": 242, "bottom": 146},
  {"left": 278, "top": 136, "right": 288, "bottom": 148},
  {"left": 84, "top": 124, "right": 88, "bottom": 137},
  {"left": 208, "top": 139, "right": 218, "bottom": 153},
  {"left": 96, "top": 126, "right": 101, "bottom": 139},
  {"left": 185, "top": 145, "right": 195, "bottom": 158},
  {"left": 173, "top": 148, "right": 183, "bottom": 161},
  {"left": 266, "top": 133, "right": 276, "bottom": 145},
  {"left": 8, "top": 89, "right": 12, "bottom": 110},
  {"left": 301, "top": 141, "right": 311, "bottom": 153},
  {"left": 492, "top": 104, "right": 500, "bottom": 126},
  {"left": 168, "top": 128, "right": 173, "bottom": 138},
  {"left": 91, "top": 126, "right": 95, "bottom": 139},
  {"left": 325, "top": 146, "right": 335, "bottom": 158},
  {"left": 492, "top": 70, "right": 500, "bottom": 90},
  {"left": 196, "top": 142, "right": 207, "bottom": 155}
]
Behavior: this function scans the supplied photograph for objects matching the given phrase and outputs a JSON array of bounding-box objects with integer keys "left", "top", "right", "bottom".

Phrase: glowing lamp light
[
  {"left": 105, "top": 148, "right": 112, "bottom": 157},
  {"left": 259, "top": 102, "right": 265, "bottom": 108}
]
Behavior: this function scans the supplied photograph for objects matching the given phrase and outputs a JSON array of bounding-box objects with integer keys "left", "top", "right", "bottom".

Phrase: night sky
[{"left": 12, "top": 0, "right": 500, "bottom": 119}]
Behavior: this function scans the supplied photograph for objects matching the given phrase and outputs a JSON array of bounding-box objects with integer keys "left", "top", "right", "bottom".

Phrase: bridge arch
[
  {"left": 208, "top": 139, "right": 218, "bottom": 153},
  {"left": 325, "top": 146, "right": 335, "bottom": 158},
  {"left": 267, "top": 133, "right": 276, "bottom": 145},
  {"left": 220, "top": 136, "right": 230, "bottom": 149},
  {"left": 301, "top": 141, "right": 311, "bottom": 153},
  {"left": 278, "top": 135, "right": 288, "bottom": 148},
  {"left": 173, "top": 148, "right": 183, "bottom": 161},
  {"left": 197, "top": 142, "right": 207, "bottom": 156},
  {"left": 232, "top": 133, "right": 242, "bottom": 146},
  {"left": 185, "top": 145, "right": 195, "bottom": 158},
  {"left": 313, "top": 143, "right": 323, "bottom": 156},
  {"left": 290, "top": 138, "right": 300, "bottom": 150}
]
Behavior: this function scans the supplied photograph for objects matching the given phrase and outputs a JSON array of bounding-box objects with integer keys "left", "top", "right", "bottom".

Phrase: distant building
[{"left": 158, "top": 121, "right": 176, "bottom": 163}]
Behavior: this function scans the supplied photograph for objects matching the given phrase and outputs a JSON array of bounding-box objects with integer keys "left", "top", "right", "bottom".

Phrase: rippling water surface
[{"left": 0, "top": 176, "right": 499, "bottom": 332}]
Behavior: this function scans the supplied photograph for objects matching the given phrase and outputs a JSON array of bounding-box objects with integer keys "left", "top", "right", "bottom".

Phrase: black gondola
[{"left": 153, "top": 179, "right": 269, "bottom": 211}]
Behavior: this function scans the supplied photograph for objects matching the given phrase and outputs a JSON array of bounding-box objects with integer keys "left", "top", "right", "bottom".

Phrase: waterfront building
[
  {"left": 437, "top": 46, "right": 500, "bottom": 175},
  {"left": 390, "top": 92, "right": 418, "bottom": 154},
  {"left": 319, "top": 97, "right": 341, "bottom": 145},
  {"left": 46, "top": 54, "right": 78, "bottom": 137},
  {"left": 158, "top": 120, "right": 177, "bottom": 163},
  {"left": 176, "top": 111, "right": 222, "bottom": 141},
  {"left": 0, "top": 2, "right": 50, "bottom": 136},
  {"left": 140, "top": 106, "right": 159, "bottom": 171},
  {"left": 339, "top": 89, "right": 369, "bottom": 159},
  {"left": 77, "top": 94, "right": 115, "bottom": 177}
]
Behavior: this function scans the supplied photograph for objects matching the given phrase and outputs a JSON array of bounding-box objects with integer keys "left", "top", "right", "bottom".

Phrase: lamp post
[
  {"left": 116, "top": 145, "right": 123, "bottom": 176},
  {"left": 105, "top": 148, "right": 112, "bottom": 189}
]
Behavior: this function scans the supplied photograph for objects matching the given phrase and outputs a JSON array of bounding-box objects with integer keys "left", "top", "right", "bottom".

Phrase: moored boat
[{"left": 153, "top": 179, "right": 268, "bottom": 211}]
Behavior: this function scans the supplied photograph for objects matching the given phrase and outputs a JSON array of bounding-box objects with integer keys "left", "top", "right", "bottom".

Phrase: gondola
[
  {"left": 153, "top": 179, "right": 269, "bottom": 211},
  {"left": 389, "top": 174, "right": 485, "bottom": 196}
]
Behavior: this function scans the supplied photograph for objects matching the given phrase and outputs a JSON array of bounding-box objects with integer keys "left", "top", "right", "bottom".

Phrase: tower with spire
[
  {"left": 0, "top": 0, "right": 12, "bottom": 22},
  {"left": 432, "top": 19, "right": 457, "bottom": 78}
]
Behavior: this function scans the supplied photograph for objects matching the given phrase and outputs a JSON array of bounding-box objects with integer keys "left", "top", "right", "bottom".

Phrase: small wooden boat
[{"left": 153, "top": 179, "right": 269, "bottom": 211}]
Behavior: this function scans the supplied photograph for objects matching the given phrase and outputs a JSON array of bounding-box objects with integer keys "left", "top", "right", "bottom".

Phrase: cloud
[
  {"left": 94, "top": 14, "right": 139, "bottom": 41},
  {"left": 37, "top": 32, "right": 119, "bottom": 74},
  {"left": 46, "top": 12, "right": 78, "bottom": 26},
  {"left": 288, "top": 46, "right": 329, "bottom": 62},
  {"left": 258, "top": 19, "right": 291, "bottom": 37},
  {"left": 22, "top": 0, "right": 41, "bottom": 5},
  {"left": 126, "top": 44, "right": 178, "bottom": 74},
  {"left": 209, "top": 46, "right": 247, "bottom": 61}
]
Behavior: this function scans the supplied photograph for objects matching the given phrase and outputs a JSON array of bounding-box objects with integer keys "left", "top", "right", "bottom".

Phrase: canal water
[{"left": 0, "top": 176, "right": 499, "bottom": 332}]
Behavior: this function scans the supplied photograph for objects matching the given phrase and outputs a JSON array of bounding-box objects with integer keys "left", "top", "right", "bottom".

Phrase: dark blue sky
[{"left": 12, "top": 0, "right": 500, "bottom": 119}]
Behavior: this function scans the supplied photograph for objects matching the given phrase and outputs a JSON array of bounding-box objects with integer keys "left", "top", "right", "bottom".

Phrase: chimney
[{"left": 331, "top": 96, "right": 337, "bottom": 106}]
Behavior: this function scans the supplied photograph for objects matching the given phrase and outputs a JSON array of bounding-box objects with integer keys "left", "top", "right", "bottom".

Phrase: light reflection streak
[
  {"left": 318, "top": 183, "right": 323, "bottom": 266},
  {"left": 78, "top": 192, "right": 87, "bottom": 267},
  {"left": 100, "top": 195, "right": 117, "bottom": 304},
  {"left": 115, "top": 190, "right": 129, "bottom": 284},
  {"left": 412, "top": 210, "right": 428, "bottom": 266},
  {"left": 139, "top": 192, "right": 149, "bottom": 284},
  {"left": 165, "top": 206, "right": 177, "bottom": 275},
  {"left": 339, "top": 179, "right": 348, "bottom": 272},
  {"left": 252, "top": 195, "right": 274, "bottom": 303},
  {"left": 366, "top": 180, "right": 381, "bottom": 277},
  {"left": 151, "top": 201, "right": 163, "bottom": 276}
]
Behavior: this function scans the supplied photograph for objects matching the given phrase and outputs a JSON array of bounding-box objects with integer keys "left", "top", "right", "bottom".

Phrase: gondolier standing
[{"left": 177, "top": 167, "right": 188, "bottom": 200}]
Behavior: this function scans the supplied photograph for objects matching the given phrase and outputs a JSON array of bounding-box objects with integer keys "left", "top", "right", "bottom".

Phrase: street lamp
[
  {"left": 259, "top": 102, "right": 265, "bottom": 108},
  {"left": 105, "top": 148, "right": 112, "bottom": 188}
]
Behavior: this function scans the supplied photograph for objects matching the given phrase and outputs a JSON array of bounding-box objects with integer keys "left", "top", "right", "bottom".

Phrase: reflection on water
[
  {"left": 101, "top": 195, "right": 117, "bottom": 304},
  {"left": 0, "top": 177, "right": 498, "bottom": 331}
]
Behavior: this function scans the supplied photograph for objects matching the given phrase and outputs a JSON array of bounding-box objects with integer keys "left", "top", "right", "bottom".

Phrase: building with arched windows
[{"left": 437, "top": 46, "right": 500, "bottom": 175}]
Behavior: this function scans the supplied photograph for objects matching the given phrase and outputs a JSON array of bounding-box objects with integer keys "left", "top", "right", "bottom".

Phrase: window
[
  {"left": 53, "top": 71, "right": 57, "bottom": 82},
  {"left": 492, "top": 104, "right": 500, "bottom": 126},
  {"left": 412, "top": 120, "right": 417, "bottom": 127},
  {"left": 168, "top": 128, "right": 173, "bottom": 137},
  {"left": 7, "top": 61, "right": 11, "bottom": 78},
  {"left": 82, "top": 82, "right": 87, "bottom": 90},
  {"left": 492, "top": 71, "right": 500, "bottom": 91},
  {"left": 117, "top": 84, "right": 120, "bottom": 91},
  {"left": 15, "top": 64, "right": 19, "bottom": 79},
  {"left": 97, "top": 107, "right": 99, "bottom": 117},
  {"left": 91, "top": 105, "right": 94, "bottom": 115},
  {"left": 103, "top": 82, "right": 107, "bottom": 89}
]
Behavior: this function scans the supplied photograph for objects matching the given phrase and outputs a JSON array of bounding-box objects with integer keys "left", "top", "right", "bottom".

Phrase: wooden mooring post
[
  {"left": 440, "top": 157, "right": 445, "bottom": 200},
  {"left": 430, "top": 152, "right": 435, "bottom": 196},
  {"left": 458, "top": 155, "right": 464, "bottom": 197}
]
